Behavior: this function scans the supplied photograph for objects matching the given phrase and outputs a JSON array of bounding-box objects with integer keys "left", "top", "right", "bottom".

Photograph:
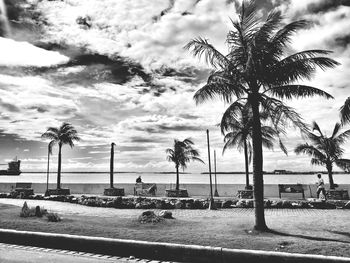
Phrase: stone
[
  {"left": 158, "top": 210, "right": 173, "bottom": 219},
  {"left": 138, "top": 210, "right": 162, "bottom": 223},
  {"left": 35, "top": 206, "right": 42, "bottom": 217},
  {"left": 174, "top": 200, "right": 183, "bottom": 209},
  {"left": 222, "top": 200, "right": 233, "bottom": 208},
  {"left": 20, "top": 201, "right": 30, "bottom": 217},
  {"left": 193, "top": 199, "right": 203, "bottom": 209},
  {"left": 345, "top": 201, "right": 350, "bottom": 209}
]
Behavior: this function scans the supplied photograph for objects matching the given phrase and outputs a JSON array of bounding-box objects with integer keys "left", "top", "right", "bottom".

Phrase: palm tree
[
  {"left": 41, "top": 123, "right": 80, "bottom": 189},
  {"left": 185, "top": 1, "right": 338, "bottom": 230},
  {"left": 295, "top": 121, "right": 350, "bottom": 189},
  {"left": 220, "top": 103, "right": 281, "bottom": 190},
  {"left": 340, "top": 97, "right": 350, "bottom": 125},
  {"left": 166, "top": 138, "right": 204, "bottom": 190}
]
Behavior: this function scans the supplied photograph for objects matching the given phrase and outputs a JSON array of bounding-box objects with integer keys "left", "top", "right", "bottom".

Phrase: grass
[{"left": 1, "top": 202, "right": 350, "bottom": 257}]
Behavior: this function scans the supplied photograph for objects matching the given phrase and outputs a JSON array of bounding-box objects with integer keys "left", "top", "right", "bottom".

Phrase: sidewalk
[{"left": 0, "top": 242, "right": 170, "bottom": 263}]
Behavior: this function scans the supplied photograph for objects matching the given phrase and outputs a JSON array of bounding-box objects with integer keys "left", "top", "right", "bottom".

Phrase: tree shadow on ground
[
  {"left": 267, "top": 229, "right": 350, "bottom": 244},
  {"left": 327, "top": 230, "right": 350, "bottom": 239}
]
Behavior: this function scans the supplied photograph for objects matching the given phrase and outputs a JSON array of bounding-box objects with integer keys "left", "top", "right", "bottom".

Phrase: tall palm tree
[
  {"left": 185, "top": 1, "right": 338, "bottom": 230},
  {"left": 166, "top": 138, "right": 204, "bottom": 190},
  {"left": 41, "top": 123, "right": 80, "bottom": 189},
  {"left": 340, "top": 97, "right": 350, "bottom": 125},
  {"left": 220, "top": 103, "right": 281, "bottom": 190},
  {"left": 295, "top": 121, "right": 350, "bottom": 189}
]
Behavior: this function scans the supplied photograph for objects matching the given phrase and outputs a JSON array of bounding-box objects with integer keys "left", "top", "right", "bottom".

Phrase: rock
[
  {"left": 185, "top": 202, "right": 193, "bottom": 209},
  {"left": 158, "top": 210, "right": 173, "bottom": 219},
  {"left": 270, "top": 200, "right": 283, "bottom": 208},
  {"left": 20, "top": 201, "right": 30, "bottom": 217},
  {"left": 281, "top": 200, "right": 293, "bottom": 208},
  {"left": 174, "top": 200, "right": 183, "bottom": 209},
  {"left": 264, "top": 200, "right": 271, "bottom": 208},
  {"left": 193, "top": 199, "right": 203, "bottom": 209},
  {"left": 138, "top": 210, "right": 163, "bottom": 223},
  {"left": 344, "top": 201, "right": 350, "bottom": 209},
  {"left": 222, "top": 200, "right": 233, "bottom": 208},
  {"left": 35, "top": 206, "right": 42, "bottom": 217}
]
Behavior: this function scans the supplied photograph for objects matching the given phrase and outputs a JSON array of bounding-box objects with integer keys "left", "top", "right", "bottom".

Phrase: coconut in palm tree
[
  {"left": 166, "top": 138, "right": 204, "bottom": 197},
  {"left": 185, "top": 0, "right": 338, "bottom": 230},
  {"left": 295, "top": 121, "right": 350, "bottom": 190},
  {"left": 41, "top": 122, "right": 80, "bottom": 195}
]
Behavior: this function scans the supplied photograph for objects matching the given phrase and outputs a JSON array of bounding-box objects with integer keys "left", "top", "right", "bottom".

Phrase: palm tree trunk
[
  {"left": 244, "top": 140, "right": 250, "bottom": 189},
  {"left": 57, "top": 143, "right": 62, "bottom": 189},
  {"left": 251, "top": 94, "right": 268, "bottom": 231},
  {"left": 176, "top": 165, "right": 179, "bottom": 190},
  {"left": 327, "top": 163, "right": 335, "bottom": 189}
]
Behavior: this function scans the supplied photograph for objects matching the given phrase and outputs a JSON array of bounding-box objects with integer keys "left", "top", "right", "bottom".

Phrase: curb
[{"left": 0, "top": 228, "right": 350, "bottom": 263}]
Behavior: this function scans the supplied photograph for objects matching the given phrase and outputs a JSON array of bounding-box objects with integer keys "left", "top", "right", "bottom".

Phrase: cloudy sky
[{"left": 0, "top": 0, "right": 349, "bottom": 173}]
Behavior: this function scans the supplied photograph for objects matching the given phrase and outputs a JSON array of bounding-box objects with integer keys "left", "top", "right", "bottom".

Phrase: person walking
[{"left": 316, "top": 174, "right": 327, "bottom": 200}]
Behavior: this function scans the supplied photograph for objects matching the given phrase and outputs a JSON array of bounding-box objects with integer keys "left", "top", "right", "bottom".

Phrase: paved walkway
[
  {"left": 0, "top": 243, "right": 173, "bottom": 263},
  {"left": 0, "top": 198, "right": 341, "bottom": 218}
]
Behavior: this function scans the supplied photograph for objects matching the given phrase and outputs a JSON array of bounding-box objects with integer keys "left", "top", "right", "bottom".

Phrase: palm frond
[
  {"left": 331, "top": 123, "right": 341, "bottom": 138},
  {"left": 340, "top": 97, "right": 350, "bottom": 125},
  {"left": 335, "top": 159, "right": 350, "bottom": 171},
  {"left": 266, "top": 85, "right": 333, "bottom": 100},
  {"left": 294, "top": 143, "right": 326, "bottom": 162},
  {"left": 184, "top": 37, "right": 230, "bottom": 69}
]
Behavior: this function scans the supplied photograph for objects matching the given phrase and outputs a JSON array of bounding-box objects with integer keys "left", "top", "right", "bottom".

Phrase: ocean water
[{"left": 0, "top": 172, "right": 349, "bottom": 185}]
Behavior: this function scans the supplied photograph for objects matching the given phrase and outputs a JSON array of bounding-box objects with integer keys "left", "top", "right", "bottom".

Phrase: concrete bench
[
  {"left": 12, "top": 182, "right": 34, "bottom": 197},
  {"left": 278, "top": 184, "right": 305, "bottom": 199},
  {"left": 134, "top": 183, "right": 157, "bottom": 196}
]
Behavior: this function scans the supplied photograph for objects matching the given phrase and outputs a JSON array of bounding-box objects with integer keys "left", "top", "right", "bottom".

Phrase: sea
[{"left": 0, "top": 172, "right": 349, "bottom": 185}]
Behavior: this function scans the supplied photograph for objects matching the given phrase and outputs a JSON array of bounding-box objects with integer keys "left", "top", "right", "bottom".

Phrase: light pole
[
  {"left": 110, "top": 142, "right": 115, "bottom": 188},
  {"left": 206, "top": 129, "right": 216, "bottom": 210},
  {"left": 214, "top": 150, "right": 219, "bottom": 197}
]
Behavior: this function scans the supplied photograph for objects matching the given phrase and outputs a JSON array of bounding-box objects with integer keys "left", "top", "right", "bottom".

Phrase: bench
[
  {"left": 278, "top": 184, "right": 305, "bottom": 199},
  {"left": 11, "top": 182, "right": 34, "bottom": 197},
  {"left": 134, "top": 183, "right": 157, "bottom": 196}
]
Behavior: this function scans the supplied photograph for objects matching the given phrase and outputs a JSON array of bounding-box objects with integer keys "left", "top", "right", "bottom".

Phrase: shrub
[{"left": 46, "top": 213, "right": 61, "bottom": 222}]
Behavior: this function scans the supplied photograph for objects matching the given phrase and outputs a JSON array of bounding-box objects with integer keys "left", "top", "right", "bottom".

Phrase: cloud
[{"left": 0, "top": 37, "right": 69, "bottom": 67}]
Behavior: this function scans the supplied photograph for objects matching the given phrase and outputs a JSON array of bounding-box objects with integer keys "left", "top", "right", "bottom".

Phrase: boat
[{"left": 0, "top": 158, "right": 21, "bottom": 175}]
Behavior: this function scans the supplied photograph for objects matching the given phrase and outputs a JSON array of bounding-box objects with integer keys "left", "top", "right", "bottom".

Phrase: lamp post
[
  {"left": 110, "top": 142, "right": 115, "bottom": 188},
  {"left": 206, "top": 129, "right": 216, "bottom": 210},
  {"left": 214, "top": 150, "right": 219, "bottom": 197},
  {"left": 45, "top": 143, "right": 51, "bottom": 196}
]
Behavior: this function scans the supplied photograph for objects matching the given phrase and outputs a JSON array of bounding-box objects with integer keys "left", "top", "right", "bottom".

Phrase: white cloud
[{"left": 0, "top": 37, "right": 69, "bottom": 67}]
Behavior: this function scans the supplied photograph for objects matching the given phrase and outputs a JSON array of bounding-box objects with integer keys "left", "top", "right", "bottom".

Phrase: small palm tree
[
  {"left": 185, "top": 1, "right": 338, "bottom": 230},
  {"left": 221, "top": 104, "right": 281, "bottom": 190},
  {"left": 295, "top": 121, "right": 350, "bottom": 189},
  {"left": 41, "top": 123, "right": 80, "bottom": 189},
  {"left": 166, "top": 138, "right": 204, "bottom": 190}
]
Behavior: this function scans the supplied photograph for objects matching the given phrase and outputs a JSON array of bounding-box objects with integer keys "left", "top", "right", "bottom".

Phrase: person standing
[{"left": 316, "top": 173, "right": 327, "bottom": 200}]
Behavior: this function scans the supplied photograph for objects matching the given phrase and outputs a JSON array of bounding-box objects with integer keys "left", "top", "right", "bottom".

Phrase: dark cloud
[
  {"left": 32, "top": 45, "right": 152, "bottom": 86},
  {"left": 118, "top": 145, "right": 151, "bottom": 152},
  {"left": 134, "top": 124, "right": 204, "bottom": 133},
  {"left": 0, "top": 98, "right": 20, "bottom": 112},
  {"left": 0, "top": 130, "right": 46, "bottom": 162},
  {"left": 307, "top": 0, "right": 350, "bottom": 14},
  {"left": 179, "top": 114, "right": 200, "bottom": 120},
  {"left": 130, "top": 136, "right": 166, "bottom": 144}
]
